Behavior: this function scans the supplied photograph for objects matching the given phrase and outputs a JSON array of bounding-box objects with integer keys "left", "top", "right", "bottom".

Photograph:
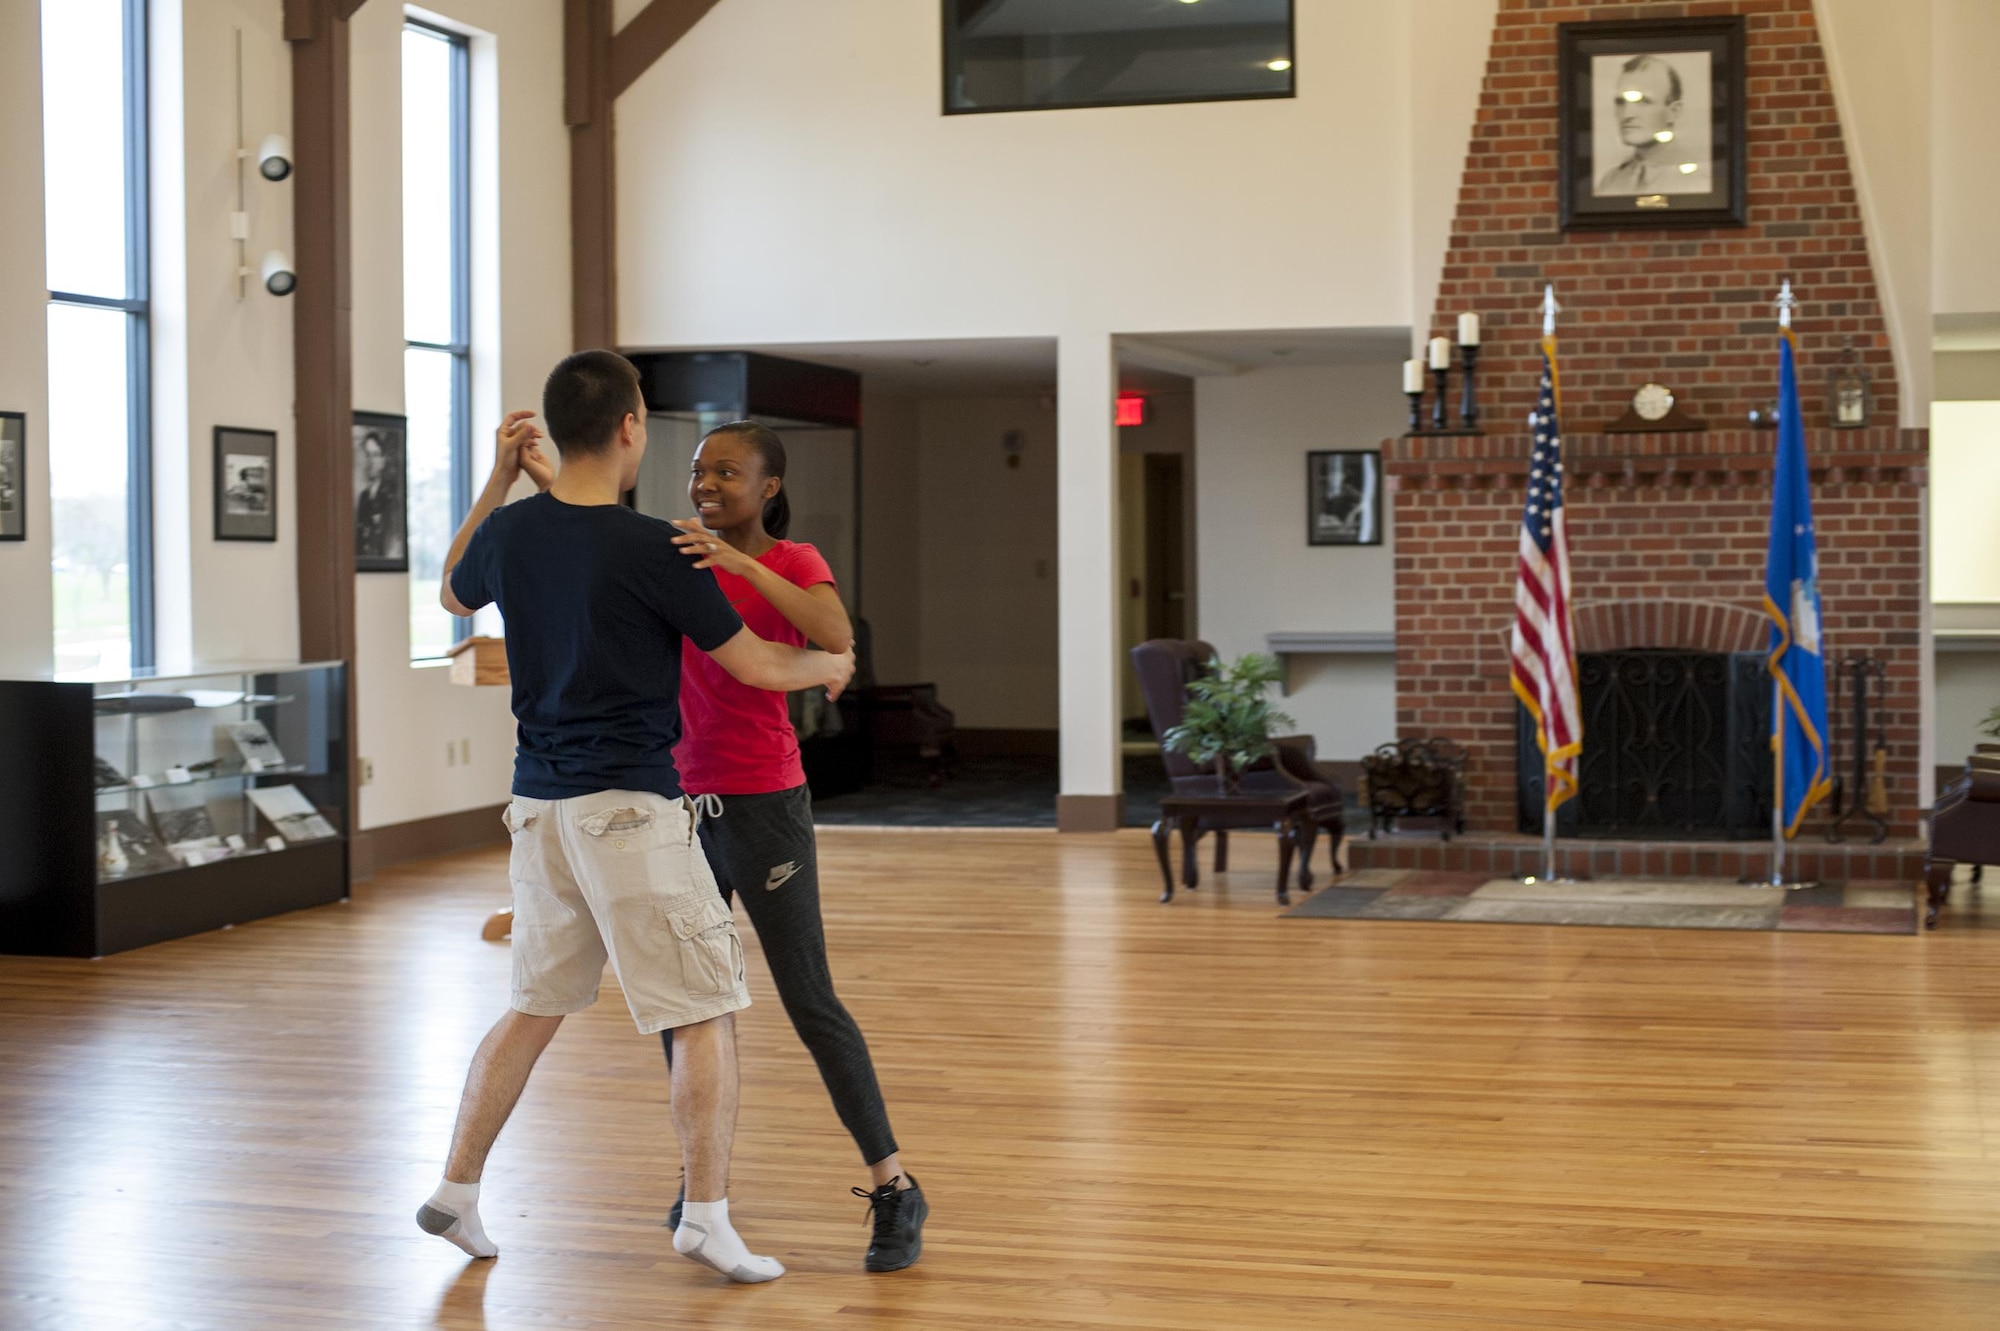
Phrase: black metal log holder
[{"left": 1826, "top": 654, "right": 1889, "bottom": 845}]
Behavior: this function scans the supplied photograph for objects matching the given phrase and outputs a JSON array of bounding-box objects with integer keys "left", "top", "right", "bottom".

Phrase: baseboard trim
[
  {"left": 354, "top": 802, "right": 508, "bottom": 880},
  {"left": 954, "top": 727, "right": 1060, "bottom": 758},
  {"left": 1057, "top": 793, "right": 1125, "bottom": 833}
]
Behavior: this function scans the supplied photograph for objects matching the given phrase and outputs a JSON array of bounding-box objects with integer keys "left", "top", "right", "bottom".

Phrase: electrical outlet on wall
[
  {"left": 445, "top": 741, "right": 457, "bottom": 768},
  {"left": 360, "top": 758, "right": 374, "bottom": 784},
  {"left": 458, "top": 738, "right": 472, "bottom": 765}
]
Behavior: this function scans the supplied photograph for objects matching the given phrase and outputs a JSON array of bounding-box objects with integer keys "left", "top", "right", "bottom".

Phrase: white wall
[
  {"left": 858, "top": 391, "right": 922, "bottom": 685},
  {"left": 0, "top": 2, "right": 53, "bottom": 678},
  {"left": 1817, "top": 0, "right": 1935, "bottom": 425},
  {"left": 1195, "top": 362, "right": 1406, "bottom": 762},
  {"left": 614, "top": 0, "right": 1417, "bottom": 348},
  {"left": 1936, "top": 653, "right": 2000, "bottom": 767},
  {"left": 348, "top": 0, "right": 570, "bottom": 831},
  {"left": 1410, "top": 0, "right": 1501, "bottom": 346},
  {"left": 915, "top": 395, "right": 1059, "bottom": 730},
  {"left": 151, "top": 0, "right": 299, "bottom": 671},
  {"left": 1932, "top": 0, "right": 2000, "bottom": 317}
]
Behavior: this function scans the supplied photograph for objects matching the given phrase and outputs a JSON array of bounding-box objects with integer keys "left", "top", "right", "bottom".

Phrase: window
[
  {"left": 43, "top": 0, "right": 151, "bottom": 675},
  {"left": 403, "top": 20, "right": 472, "bottom": 661},
  {"left": 943, "top": 0, "right": 1294, "bottom": 115}
]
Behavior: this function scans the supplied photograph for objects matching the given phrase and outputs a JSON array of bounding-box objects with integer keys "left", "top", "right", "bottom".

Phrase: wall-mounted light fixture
[
  {"left": 256, "top": 133, "right": 292, "bottom": 182},
  {"left": 232, "top": 30, "right": 293, "bottom": 298},
  {"left": 259, "top": 251, "right": 297, "bottom": 296}
]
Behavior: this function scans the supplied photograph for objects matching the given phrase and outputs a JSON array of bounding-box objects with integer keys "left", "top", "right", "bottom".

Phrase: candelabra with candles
[{"left": 1402, "top": 313, "right": 1484, "bottom": 435}]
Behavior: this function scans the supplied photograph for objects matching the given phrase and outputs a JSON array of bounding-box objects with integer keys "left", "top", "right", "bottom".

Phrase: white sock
[
  {"left": 417, "top": 1178, "right": 498, "bottom": 1259},
  {"left": 673, "top": 1198, "right": 785, "bottom": 1283}
]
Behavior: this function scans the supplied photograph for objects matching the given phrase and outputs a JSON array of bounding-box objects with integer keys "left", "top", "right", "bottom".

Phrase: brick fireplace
[{"left": 1366, "top": 0, "right": 1926, "bottom": 866}]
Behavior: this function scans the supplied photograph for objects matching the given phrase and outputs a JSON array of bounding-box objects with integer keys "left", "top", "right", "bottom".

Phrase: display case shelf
[{"left": 0, "top": 661, "right": 349, "bottom": 957}]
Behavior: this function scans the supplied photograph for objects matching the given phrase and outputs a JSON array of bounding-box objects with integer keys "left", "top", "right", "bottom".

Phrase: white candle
[
  {"left": 1428, "top": 336, "right": 1452, "bottom": 370},
  {"left": 1458, "top": 312, "right": 1480, "bottom": 346},
  {"left": 1403, "top": 358, "right": 1424, "bottom": 393}
]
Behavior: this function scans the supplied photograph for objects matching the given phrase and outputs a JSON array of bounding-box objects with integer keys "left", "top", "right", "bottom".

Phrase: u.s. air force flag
[{"left": 1762, "top": 328, "right": 1833, "bottom": 836}]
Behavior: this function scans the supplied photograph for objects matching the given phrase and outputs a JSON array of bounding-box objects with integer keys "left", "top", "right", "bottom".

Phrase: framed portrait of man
[
  {"left": 213, "top": 426, "right": 278, "bottom": 542},
  {"left": 1558, "top": 16, "right": 1746, "bottom": 230},
  {"left": 353, "top": 411, "right": 409, "bottom": 573},
  {"left": 0, "top": 412, "right": 24, "bottom": 542},
  {"left": 1307, "top": 450, "right": 1382, "bottom": 547}
]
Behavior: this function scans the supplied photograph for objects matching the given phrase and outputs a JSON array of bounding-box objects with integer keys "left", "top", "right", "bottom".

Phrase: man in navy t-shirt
[{"left": 413, "top": 350, "right": 853, "bottom": 1284}]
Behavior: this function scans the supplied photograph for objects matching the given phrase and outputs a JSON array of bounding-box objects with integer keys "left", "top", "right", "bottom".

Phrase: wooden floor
[{"left": 5, "top": 829, "right": 2000, "bottom": 1330}]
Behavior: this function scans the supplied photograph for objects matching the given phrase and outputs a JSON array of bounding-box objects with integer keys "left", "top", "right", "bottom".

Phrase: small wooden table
[{"left": 1152, "top": 791, "right": 1317, "bottom": 906}]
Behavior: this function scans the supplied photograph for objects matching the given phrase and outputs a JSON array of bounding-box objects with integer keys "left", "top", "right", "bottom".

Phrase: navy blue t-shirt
[{"left": 450, "top": 493, "right": 744, "bottom": 800}]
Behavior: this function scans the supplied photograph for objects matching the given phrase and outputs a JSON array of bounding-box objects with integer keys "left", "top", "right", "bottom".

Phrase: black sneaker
[
  {"left": 853, "top": 1175, "right": 927, "bottom": 1272},
  {"left": 665, "top": 1185, "right": 685, "bottom": 1231}
]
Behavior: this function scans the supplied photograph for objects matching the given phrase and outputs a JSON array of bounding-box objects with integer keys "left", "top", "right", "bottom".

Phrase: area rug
[{"left": 1281, "top": 869, "right": 1916, "bottom": 934}]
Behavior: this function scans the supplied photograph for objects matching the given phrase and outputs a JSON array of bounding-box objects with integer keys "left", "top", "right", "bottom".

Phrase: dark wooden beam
[
  {"left": 567, "top": 0, "right": 615, "bottom": 349},
  {"left": 287, "top": 0, "right": 360, "bottom": 839},
  {"left": 609, "top": 0, "right": 723, "bottom": 100},
  {"left": 288, "top": 1, "right": 355, "bottom": 667},
  {"left": 568, "top": 0, "right": 723, "bottom": 351}
]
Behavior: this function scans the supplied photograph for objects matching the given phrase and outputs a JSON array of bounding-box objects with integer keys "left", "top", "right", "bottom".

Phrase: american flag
[{"left": 1509, "top": 337, "right": 1582, "bottom": 810}]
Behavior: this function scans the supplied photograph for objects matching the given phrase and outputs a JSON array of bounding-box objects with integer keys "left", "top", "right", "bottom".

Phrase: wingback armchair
[
  {"left": 1923, "top": 744, "right": 2000, "bottom": 928},
  {"left": 1130, "top": 638, "right": 1346, "bottom": 881}
]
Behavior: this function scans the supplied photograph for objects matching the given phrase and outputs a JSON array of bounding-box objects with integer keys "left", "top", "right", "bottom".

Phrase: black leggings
[{"left": 660, "top": 784, "right": 898, "bottom": 1166}]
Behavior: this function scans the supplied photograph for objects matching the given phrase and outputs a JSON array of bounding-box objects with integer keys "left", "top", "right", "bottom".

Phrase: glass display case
[{"left": 0, "top": 661, "right": 349, "bottom": 957}]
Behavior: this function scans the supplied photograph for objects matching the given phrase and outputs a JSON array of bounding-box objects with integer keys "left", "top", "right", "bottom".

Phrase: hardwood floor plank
[{"left": 2, "top": 827, "right": 1998, "bottom": 1328}]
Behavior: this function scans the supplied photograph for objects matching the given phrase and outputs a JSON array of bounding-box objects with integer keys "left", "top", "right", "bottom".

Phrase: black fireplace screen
[{"left": 1517, "top": 650, "right": 1773, "bottom": 839}]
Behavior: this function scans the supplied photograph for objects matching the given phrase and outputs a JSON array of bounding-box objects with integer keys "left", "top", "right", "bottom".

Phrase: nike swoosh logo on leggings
[{"left": 765, "top": 861, "right": 801, "bottom": 891}]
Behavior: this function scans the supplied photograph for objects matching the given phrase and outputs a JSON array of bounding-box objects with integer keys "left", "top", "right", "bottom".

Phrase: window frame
[
  {"left": 45, "top": 0, "right": 153, "bottom": 670},
  {"left": 402, "top": 17, "right": 474, "bottom": 657},
  {"left": 940, "top": 0, "right": 1297, "bottom": 117}
]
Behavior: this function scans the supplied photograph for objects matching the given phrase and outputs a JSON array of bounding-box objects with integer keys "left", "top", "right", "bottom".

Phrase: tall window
[
  {"left": 403, "top": 20, "right": 472, "bottom": 660},
  {"left": 43, "top": 0, "right": 151, "bottom": 675}
]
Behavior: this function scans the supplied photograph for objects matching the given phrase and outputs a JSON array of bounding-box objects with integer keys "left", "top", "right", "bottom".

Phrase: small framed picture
[
  {"left": 1307, "top": 451, "right": 1382, "bottom": 547},
  {"left": 1558, "top": 16, "right": 1746, "bottom": 230},
  {"left": 0, "top": 412, "right": 25, "bottom": 541},
  {"left": 353, "top": 411, "right": 409, "bottom": 573},
  {"left": 213, "top": 426, "right": 278, "bottom": 541}
]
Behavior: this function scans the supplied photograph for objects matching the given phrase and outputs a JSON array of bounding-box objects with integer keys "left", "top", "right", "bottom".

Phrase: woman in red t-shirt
[{"left": 661, "top": 421, "right": 925, "bottom": 1273}]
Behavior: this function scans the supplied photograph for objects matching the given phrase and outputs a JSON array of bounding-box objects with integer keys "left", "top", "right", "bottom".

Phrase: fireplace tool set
[{"left": 1826, "top": 654, "right": 1888, "bottom": 845}]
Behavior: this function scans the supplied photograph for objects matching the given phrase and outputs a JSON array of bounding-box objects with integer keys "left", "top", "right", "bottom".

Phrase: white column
[{"left": 1056, "top": 330, "right": 1123, "bottom": 830}]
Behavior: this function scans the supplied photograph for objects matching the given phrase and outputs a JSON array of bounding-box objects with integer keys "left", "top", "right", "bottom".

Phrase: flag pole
[
  {"left": 1540, "top": 284, "right": 1562, "bottom": 884},
  {"left": 1769, "top": 279, "right": 1798, "bottom": 890},
  {"left": 1771, "top": 674, "right": 1785, "bottom": 888}
]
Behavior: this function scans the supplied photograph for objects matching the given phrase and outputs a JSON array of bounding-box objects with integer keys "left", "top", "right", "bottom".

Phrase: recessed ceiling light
[
  {"left": 1678, "top": 162, "right": 1698, "bottom": 174},
  {"left": 1266, "top": 58, "right": 1292, "bottom": 72}
]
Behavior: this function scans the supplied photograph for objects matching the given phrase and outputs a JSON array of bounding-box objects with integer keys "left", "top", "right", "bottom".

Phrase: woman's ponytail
[{"left": 762, "top": 486, "right": 791, "bottom": 540}]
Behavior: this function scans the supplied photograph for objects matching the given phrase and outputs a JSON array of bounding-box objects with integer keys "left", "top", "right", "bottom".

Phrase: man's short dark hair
[{"left": 542, "top": 350, "right": 643, "bottom": 455}]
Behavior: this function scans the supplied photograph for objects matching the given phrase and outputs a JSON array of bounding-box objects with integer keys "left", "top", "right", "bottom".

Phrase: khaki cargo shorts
[{"left": 502, "top": 789, "right": 750, "bottom": 1034}]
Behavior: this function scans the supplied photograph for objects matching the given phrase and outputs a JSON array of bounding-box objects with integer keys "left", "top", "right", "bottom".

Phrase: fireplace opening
[{"left": 1517, "top": 650, "right": 1774, "bottom": 839}]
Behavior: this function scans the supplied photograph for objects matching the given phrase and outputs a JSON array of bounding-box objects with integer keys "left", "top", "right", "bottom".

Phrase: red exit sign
[{"left": 1115, "top": 394, "right": 1146, "bottom": 427}]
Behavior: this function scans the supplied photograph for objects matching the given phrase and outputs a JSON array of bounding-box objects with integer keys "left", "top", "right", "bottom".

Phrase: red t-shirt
[{"left": 676, "top": 540, "right": 836, "bottom": 795}]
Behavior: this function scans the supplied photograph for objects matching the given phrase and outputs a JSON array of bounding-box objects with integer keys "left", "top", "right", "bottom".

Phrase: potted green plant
[{"left": 1160, "top": 652, "right": 1295, "bottom": 794}]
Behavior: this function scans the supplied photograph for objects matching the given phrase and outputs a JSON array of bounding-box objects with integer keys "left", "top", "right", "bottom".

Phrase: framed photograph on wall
[
  {"left": 1307, "top": 450, "right": 1381, "bottom": 547},
  {"left": 0, "top": 412, "right": 24, "bottom": 541},
  {"left": 353, "top": 411, "right": 409, "bottom": 573},
  {"left": 213, "top": 426, "right": 278, "bottom": 542},
  {"left": 1558, "top": 16, "right": 1746, "bottom": 230}
]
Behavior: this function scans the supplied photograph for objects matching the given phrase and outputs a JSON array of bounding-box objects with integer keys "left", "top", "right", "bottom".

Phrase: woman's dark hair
[{"left": 701, "top": 420, "right": 789, "bottom": 539}]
